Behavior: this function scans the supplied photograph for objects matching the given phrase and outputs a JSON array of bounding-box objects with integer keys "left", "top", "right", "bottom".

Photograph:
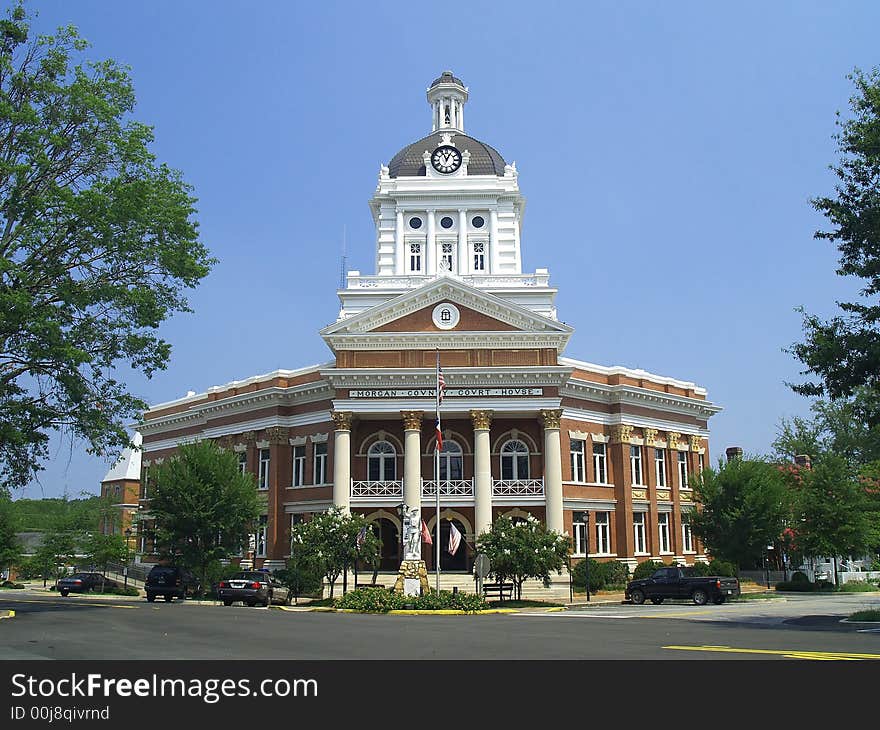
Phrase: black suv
[{"left": 145, "top": 566, "right": 200, "bottom": 602}]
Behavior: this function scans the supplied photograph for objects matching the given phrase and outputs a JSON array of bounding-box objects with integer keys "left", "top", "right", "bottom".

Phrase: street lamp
[
  {"left": 765, "top": 545, "right": 774, "bottom": 589},
  {"left": 124, "top": 528, "right": 132, "bottom": 589}
]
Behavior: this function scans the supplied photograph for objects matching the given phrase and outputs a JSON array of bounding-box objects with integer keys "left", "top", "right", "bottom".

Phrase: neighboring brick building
[
  {"left": 99, "top": 431, "right": 141, "bottom": 543},
  {"left": 134, "top": 72, "right": 721, "bottom": 580}
]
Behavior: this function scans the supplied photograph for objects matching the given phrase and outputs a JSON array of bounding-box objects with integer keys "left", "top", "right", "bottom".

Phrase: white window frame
[
  {"left": 593, "top": 442, "right": 607, "bottom": 484},
  {"left": 292, "top": 445, "right": 306, "bottom": 487},
  {"left": 409, "top": 242, "right": 422, "bottom": 272},
  {"left": 441, "top": 241, "right": 454, "bottom": 270},
  {"left": 255, "top": 515, "right": 268, "bottom": 558},
  {"left": 313, "top": 442, "right": 328, "bottom": 485},
  {"left": 630, "top": 445, "right": 643, "bottom": 485},
  {"left": 633, "top": 513, "right": 647, "bottom": 554},
  {"left": 572, "top": 521, "right": 587, "bottom": 557},
  {"left": 500, "top": 439, "right": 530, "bottom": 480},
  {"left": 368, "top": 440, "right": 397, "bottom": 482},
  {"left": 238, "top": 451, "right": 247, "bottom": 475},
  {"left": 595, "top": 511, "right": 610, "bottom": 555},
  {"left": 655, "top": 448, "right": 666, "bottom": 487},
  {"left": 682, "top": 515, "right": 694, "bottom": 553},
  {"left": 658, "top": 512, "right": 671, "bottom": 554},
  {"left": 678, "top": 451, "right": 689, "bottom": 489},
  {"left": 570, "top": 439, "right": 586, "bottom": 483},
  {"left": 258, "top": 448, "right": 270, "bottom": 490},
  {"left": 472, "top": 241, "right": 485, "bottom": 271}
]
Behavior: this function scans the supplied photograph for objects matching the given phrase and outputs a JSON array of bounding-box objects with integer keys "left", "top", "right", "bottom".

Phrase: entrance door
[
  {"left": 430, "top": 519, "right": 469, "bottom": 571},
  {"left": 374, "top": 518, "right": 400, "bottom": 571}
]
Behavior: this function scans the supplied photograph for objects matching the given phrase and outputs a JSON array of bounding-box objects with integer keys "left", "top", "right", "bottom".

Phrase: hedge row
[
  {"left": 571, "top": 559, "right": 630, "bottom": 591},
  {"left": 333, "top": 587, "right": 490, "bottom": 613}
]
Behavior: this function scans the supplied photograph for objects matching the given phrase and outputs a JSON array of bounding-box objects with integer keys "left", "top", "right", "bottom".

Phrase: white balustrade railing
[
  {"left": 351, "top": 480, "right": 403, "bottom": 498},
  {"left": 492, "top": 479, "right": 544, "bottom": 496},
  {"left": 421, "top": 480, "right": 474, "bottom": 497}
]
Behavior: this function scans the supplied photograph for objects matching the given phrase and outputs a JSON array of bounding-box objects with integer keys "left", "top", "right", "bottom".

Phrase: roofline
[{"left": 558, "top": 356, "right": 707, "bottom": 395}]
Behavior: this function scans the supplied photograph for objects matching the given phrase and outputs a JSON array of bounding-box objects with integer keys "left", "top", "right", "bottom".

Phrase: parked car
[
  {"left": 57, "top": 572, "right": 119, "bottom": 597},
  {"left": 145, "top": 565, "right": 201, "bottom": 603},
  {"left": 625, "top": 566, "right": 741, "bottom": 605},
  {"left": 217, "top": 571, "right": 290, "bottom": 607}
]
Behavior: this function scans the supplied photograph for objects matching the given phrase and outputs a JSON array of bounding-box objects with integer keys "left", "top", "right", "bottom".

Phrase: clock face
[{"left": 431, "top": 145, "right": 462, "bottom": 174}]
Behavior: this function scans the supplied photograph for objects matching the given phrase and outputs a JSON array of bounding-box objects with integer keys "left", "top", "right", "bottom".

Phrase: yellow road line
[{"left": 664, "top": 645, "right": 880, "bottom": 660}]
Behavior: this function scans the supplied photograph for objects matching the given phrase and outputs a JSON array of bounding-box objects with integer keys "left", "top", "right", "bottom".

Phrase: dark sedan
[
  {"left": 217, "top": 571, "right": 290, "bottom": 607},
  {"left": 57, "top": 572, "right": 118, "bottom": 597}
]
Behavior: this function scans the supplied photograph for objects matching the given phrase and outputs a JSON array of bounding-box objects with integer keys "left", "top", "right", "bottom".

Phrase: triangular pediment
[{"left": 321, "top": 277, "right": 573, "bottom": 337}]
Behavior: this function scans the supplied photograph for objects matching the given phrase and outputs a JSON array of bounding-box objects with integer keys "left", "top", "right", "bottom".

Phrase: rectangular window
[
  {"left": 593, "top": 442, "right": 607, "bottom": 484},
  {"left": 572, "top": 521, "right": 586, "bottom": 557},
  {"left": 292, "top": 445, "right": 306, "bottom": 487},
  {"left": 313, "top": 442, "right": 328, "bottom": 485},
  {"left": 238, "top": 451, "right": 247, "bottom": 475},
  {"left": 698, "top": 453, "right": 705, "bottom": 474},
  {"left": 630, "top": 445, "right": 643, "bottom": 485},
  {"left": 655, "top": 448, "right": 666, "bottom": 487},
  {"left": 595, "top": 512, "right": 610, "bottom": 554},
  {"left": 473, "top": 241, "right": 485, "bottom": 271},
  {"left": 570, "top": 439, "right": 586, "bottom": 482},
  {"left": 258, "top": 448, "right": 270, "bottom": 490},
  {"left": 678, "top": 451, "right": 689, "bottom": 489},
  {"left": 658, "top": 512, "right": 671, "bottom": 553},
  {"left": 255, "top": 515, "right": 267, "bottom": 558},
  {"left": 633, "top": 513, "right": 646, "bottom": 554},
  {"left": 409, "top": 243, "right": 422, "bottom": 272},
  {"left": 682, "top": 515, "right": 694, "bottom": 552},
  {"left": 441, "top": 242, "right": 454, "bottom": 270}
]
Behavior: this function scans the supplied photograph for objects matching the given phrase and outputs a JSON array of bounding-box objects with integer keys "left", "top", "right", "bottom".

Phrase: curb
[
  {"left": 0, "top": 610, "right": 15, "bottom": 620},
  {"left": 272, "top": 606, "right": 517, "bottom": 615}
]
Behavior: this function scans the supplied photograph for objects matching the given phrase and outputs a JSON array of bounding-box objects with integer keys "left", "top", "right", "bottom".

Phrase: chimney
[
  {"left": 794, "top": 454, "right": 812, "bottom": 470},
  {"left": 725, "top": 446, "right": 743, "bottom": 463}
]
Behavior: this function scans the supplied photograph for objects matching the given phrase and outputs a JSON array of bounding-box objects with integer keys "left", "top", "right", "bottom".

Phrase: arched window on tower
[
  {"left": 444, "top": 105, "right": 451, "bottom": 125},
  {"left": 368, "top": 441, "right": 397, "bottom": 481},
  {"left": 439, "top": 441, "right": 463, "bottom": 481},
  {"left": 500, "top": 439, "right": 530, "bottom": 480}
]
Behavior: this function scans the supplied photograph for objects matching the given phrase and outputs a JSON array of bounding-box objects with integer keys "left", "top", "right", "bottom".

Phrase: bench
[{"left": 482, "top": 582, "right": 514, "bottom": 601}]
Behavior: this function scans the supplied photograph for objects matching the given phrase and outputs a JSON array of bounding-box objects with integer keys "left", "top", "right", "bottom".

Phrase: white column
[
  {"left": 395, "top": 209, "right": 404, "bottom": 275},
  {"left": 426, "top": 209, "right": 436, "bottom": 276},
  {"left": 401, "top": 411, "right": 423, "bottom": 512},
  {"left": 459, "top": 99, "right": 464, "bottom": 132},
  {"left": 541, "top": 409, "right": 564, "bottom": 534},
  {"left": 489, "top": 208, "right": 499, "bottom": 274},
  {"left": 471, "top": 410, "right": 493, "bottom": 535},
  {"left": 458, "top": 209, "right": 468, "bottom": 275},
  {"left": 331, "top": 411, "right": 352, "bottom": 513}
]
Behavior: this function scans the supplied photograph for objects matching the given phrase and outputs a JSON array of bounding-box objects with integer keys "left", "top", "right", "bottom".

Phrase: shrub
[
  {"left": 687, "top": 562, "right": 712, "bottom": 577},
  {"left": 0, "top": 580, "right": 24, "bottom": 589},
  {"left": 775, "top": 580, "right": 813, "bottom": 592},
  {"left": 332, "top": 587, "right": 490, "bottom": 613},
  {"left": 604, "top": 560, "right": 630, "bottom": 585},
  {"left": 707, "top": 559, "right": 737, "bottom": 577},
  {"left": 334, "top": 587, "right": 405, "bottom": 613},
  {"left": 571, "top": 559, "right": 606, "bottom": 592},
  {"left": 632, "top": 560, "right": 664, "bottom": 580},
  {"left": 106, "top": 586, "right": 140, "bottom": 596},
  {"left": 791, "top": 571, "right": 810, "bottom": 584},
  {"left": 839, "top": 581, "right": 878, "bottom": 593}
]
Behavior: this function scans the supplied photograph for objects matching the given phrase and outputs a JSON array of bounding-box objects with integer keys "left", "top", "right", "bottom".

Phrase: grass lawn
[
  {"left": 848, "top": 609, "right": 880, "bottom": 622},
  {"left": 732, "top": 592, "right": 778, "bottom": 601},
  {"left": 488, "top": 599, "right": 565, "bottom": 608}
]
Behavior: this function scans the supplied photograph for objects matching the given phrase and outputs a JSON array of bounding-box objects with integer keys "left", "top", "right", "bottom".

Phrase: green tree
[
  {"left": 289, "top": 508, "right": 380, "bottom": 598},
  {"left": 785, "top": 453, "right": 880, "bottom": 568},
  {"left": 32, "top": 526, "right": 80, "bottom": 586},
  {"left": 148, "top": 441, "right": 260, "bottom": 596},
  {"left": 475, "top": 514, "right": 570, "bottom": 601},
  {"left": 0, "top": 3, "right": 213, "bottom": 491},
  {"left": 789, "top": 68, "right": 880, "bottom": 406},
  {"left": 0, "top": 496, "right": 20, "bottom": 575},
  {"left": 690, "top": 456, "right": 791, "bottom": 570},
  {"left": 82, "top": 532, "right": 127, "bottom": 592}
]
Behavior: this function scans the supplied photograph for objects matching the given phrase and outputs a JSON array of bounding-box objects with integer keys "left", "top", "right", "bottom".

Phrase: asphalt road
[{"left": 1, "top": 590, "right": 879, "bottom": 660}]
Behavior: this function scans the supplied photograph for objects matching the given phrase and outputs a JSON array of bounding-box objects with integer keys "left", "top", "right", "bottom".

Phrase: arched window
[
  {"left": 501, "top": 439, "right": 530, "bottom": 480},
  {"left": 368, "top": 441, "right": 397, "bottom": 481},
  {"left": 439, "top": 441, "right": 463, "bottom": 481}
]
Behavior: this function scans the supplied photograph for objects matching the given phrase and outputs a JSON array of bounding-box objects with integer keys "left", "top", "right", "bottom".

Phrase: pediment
[{"left": 321, "top": 277, "right": 572, "bottom": 337}]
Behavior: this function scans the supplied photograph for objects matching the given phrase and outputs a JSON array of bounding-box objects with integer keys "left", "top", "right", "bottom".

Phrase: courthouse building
[{"left": 135, "top": 72, "right": 721, "bottom": 580}]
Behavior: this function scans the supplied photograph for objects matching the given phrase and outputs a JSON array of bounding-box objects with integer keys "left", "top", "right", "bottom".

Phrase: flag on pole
[
  {"left": 435, "top": 416, "right": 443, "bottom": 450},
  {"left": 421, "top": 520, "right": 432, "bottom": 545},
  {"left": 437, "top": 366, "right": 447, "bottom": 404},
  {"left": 448, "top": 522, "right": 462, "bottom": 556},
  {"left": 356, "top": 525, "right": 367, "bottom": 550}
]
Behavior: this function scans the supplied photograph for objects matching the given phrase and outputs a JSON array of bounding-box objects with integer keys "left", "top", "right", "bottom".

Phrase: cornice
[
  {"left": 324, "top": 332, "right": 570, "bottom": 352},
  {"left": 321, "top": 366, "right": 573, "bottom": 389},
  {"left": 561, "top": 378, "right": 721, "bottom": 420}
]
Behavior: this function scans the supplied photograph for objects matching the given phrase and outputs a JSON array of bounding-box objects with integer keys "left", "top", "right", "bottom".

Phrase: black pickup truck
[{"left": 625, "top": 566, "right": 740, "bottom": 605}]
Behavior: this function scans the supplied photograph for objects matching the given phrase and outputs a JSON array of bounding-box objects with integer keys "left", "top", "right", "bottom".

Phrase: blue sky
[{"left": 16, "top": 0, "right": 880, "bottom": 498}]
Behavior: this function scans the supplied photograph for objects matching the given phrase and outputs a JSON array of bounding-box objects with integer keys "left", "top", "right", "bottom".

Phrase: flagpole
[{"left": 435, "top": 349, "right": 441, "bottom": 594}]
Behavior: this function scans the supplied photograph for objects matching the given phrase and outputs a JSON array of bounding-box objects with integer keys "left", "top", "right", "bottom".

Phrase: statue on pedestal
[{"left": 394, "top": 504, "right": 430, "bottom": 596}]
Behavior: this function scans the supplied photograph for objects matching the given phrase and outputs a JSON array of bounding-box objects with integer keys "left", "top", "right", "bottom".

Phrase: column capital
[
  {"left": 330, "top": 410, "right": 353, "bottom": 431},
  {"left": 689, "top": 434, "right": 702, "bottom": 452},
  {"left": 470, "top": 409, "right": 493, "bottom": 431},
  {"left": 240, "top": 430, "right": 257, "bottom": 447},
  {"left": 401, "top": 410, "right": 424, "bottom": 431},
  {"left": 667, "top": 431, "right": 681, "bottom": 449},
  {"left": 539, "top": 408, "right": 563, "bottom": 430},
  {"left": 644, "top": 428, "right": 659, "bottom": 447},
  {"left": 609, "top": 424, "right": 634, "bottom": 444},
  {"left": 264, "top": 426, "right": 290, "bottom": 444}
]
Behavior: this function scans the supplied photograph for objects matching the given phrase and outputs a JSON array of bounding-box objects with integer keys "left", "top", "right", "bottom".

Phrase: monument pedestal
[{"left": 393, "top": 560, "right": 430, "bottom": 596}]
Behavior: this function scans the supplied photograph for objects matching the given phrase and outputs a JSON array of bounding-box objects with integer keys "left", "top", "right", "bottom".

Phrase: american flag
[
  {"left": 421, "top": 520, "right": 433, "bottom": 545},
  {"left": 437, "top": 366, "right": 446, "bottom": 404},
  {"left": 448, "top": 522, "right": 462, "bottom": 556},
  {"left": 356, "top": 525, "right": 367, "bottom": 550}
]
